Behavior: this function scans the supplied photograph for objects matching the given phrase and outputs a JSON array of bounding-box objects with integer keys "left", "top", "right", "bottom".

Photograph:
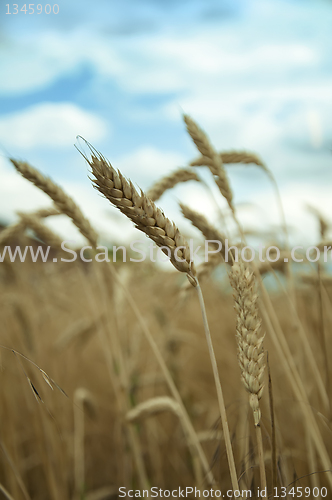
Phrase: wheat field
[{"left": 0, "top": 116, "right": 331, "bottom": 499}]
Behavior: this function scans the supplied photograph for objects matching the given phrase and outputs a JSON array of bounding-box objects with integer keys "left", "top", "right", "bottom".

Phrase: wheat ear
[
  {"left": 17, "top": 212, "right": 63, "bottom": 250},
  {"left": 10, "top": 159, "right": 98, "bottom": 247},
  {"left": 190, "top": 150, "right": 267, "bottom": 170},
  {"left": 126, "top": 396, "right": 181, "bottom": 422},
  {"left": 32, "top": 207, "right": 61, "bottom": 218},
  {"left": 0, "top": 206, "right": 60, "bottom": 248},
  {"left": 179, "top": 202, "right": 225, "bottom": 287},
  {"left": 183, "top": 114, "right": 234, "bottom": 211},
  {"left": 229, "top": 259, "right": 265, "bottom": 423},
  {"left": 180, "top": 203, "right": 226, "bottom": 251},
  {"left": 147, "top": 168, "right": 200, "bottom": 202},
  {"left": 229, "top": 259, "right": 266, "bottom": 489},
  {"left": 0, "top": 221, "right": 26, "bottom": 247},
  {"left": 307, "top": 204, "right": 329, "bottom": 240},
  {"left": 84, "top": 149, "right": 196, "bottom": 280}
]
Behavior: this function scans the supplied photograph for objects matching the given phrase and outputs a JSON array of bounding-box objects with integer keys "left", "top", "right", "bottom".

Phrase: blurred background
[{"left": 1, "top": 0, "right": 332, "bottom": 247}]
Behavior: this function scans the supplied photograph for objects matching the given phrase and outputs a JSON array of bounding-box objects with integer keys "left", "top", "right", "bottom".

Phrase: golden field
[{"left": 0, "top": 117, "right": 331, "bottom": 499}]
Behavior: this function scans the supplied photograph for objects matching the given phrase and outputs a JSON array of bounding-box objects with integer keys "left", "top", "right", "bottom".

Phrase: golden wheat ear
[
  {"left": 147, "top": 167, "right": 200, "bottom": 202},
  {"left": 228, "top": 258, "right": 267, "bottom": 489},
  {"left": 229, "top": 259, "right": 265, "bottom": 425},
  {"left": 76, "top": 137, "right": 196, "bottom": 283},
  {"left": 10, "top": 158, "right": 98, "bottom": 247},
  {"left": 183, "top": 114, "right": 234, "bottom": 211},
  {"left": 17, "top": 212, "right": 63, "bottom": 250},
  {"left": 190, "top": 150, "right": 267, "bottom": 170},
  {"left": 307, "top": 204, "right": 329, "bottom": 240}
]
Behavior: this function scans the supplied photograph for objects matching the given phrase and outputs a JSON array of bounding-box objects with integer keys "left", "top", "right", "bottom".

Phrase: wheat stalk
[
  {"left": 183, "top": 114, "right": 234, "bottom": 211},
  {"left": 10, "top": 159, "right": 98, "bottom": 247},
  {"left": 74, "top": 388, "right": 97, "bottom": 498},
  {"left": 195, "top": 282, "right": 239, "bottom": 490},
  {"left": 147, "top": 168, "right": 200, "bottom": 202},
  {"left": 181, "top": 252, "right": 223, "bottom": 293},
  {"left": 0, "top": 483, "right": 16, "bottom": 500}
]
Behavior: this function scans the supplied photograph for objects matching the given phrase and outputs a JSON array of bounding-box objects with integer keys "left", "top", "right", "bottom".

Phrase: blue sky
[{"left": 1, "top": 0, "right": 332, "bottom": 247}]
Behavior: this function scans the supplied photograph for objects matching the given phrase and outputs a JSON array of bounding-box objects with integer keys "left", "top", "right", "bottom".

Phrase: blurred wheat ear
[
  {"left": 147, "top": 167, "right": 201, "bottom": 201},
  {"left": 229, "top": 258, "right": 266, "bottom": 488},
  {"left": 10, "top": 158, "right": 98, "bottom": 246},
  {"left": 183, "top": 114, "right": 234, "bottom": 211}
]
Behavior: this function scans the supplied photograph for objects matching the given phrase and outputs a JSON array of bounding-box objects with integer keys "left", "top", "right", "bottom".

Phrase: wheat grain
[
  {"left": 183, "top": 114, "right": 234, "bottom": 210},
  {"left": 10, "top": 159, "right": 98, "bottom": 246},
  {"left": 147, "top": 168, "right": 200, "bottom": 202}
]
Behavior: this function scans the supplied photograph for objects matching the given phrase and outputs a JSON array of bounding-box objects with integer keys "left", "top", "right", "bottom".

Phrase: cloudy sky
[{"left": 1, "top": 0, "right": 332, "bottom": 248}]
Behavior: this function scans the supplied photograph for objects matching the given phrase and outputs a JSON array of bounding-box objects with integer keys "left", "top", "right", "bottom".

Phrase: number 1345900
[{"left": 6, "top": 4, "right": 59, "bottom": 14}]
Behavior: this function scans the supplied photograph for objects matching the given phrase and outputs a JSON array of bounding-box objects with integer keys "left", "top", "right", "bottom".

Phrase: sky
[{"left": 1, "top": 0, "right": 332, "bottom": 249}]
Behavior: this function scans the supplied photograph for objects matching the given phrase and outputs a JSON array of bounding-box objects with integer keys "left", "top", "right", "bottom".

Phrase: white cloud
[
  {"left": 161, "top": 82, "right": 332, "bottom": 174},
  {"left": 0, "top": 9, "right": 324, "bottom": 97},
  {"left": 0, "top": 29, "right": 125, "bottom": 95},
  {"left": 0, "top": 103, "right": 108, "bottom": 149},
  {"left": 119, "top": 36, "right": 318, "bottom": 93}
]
